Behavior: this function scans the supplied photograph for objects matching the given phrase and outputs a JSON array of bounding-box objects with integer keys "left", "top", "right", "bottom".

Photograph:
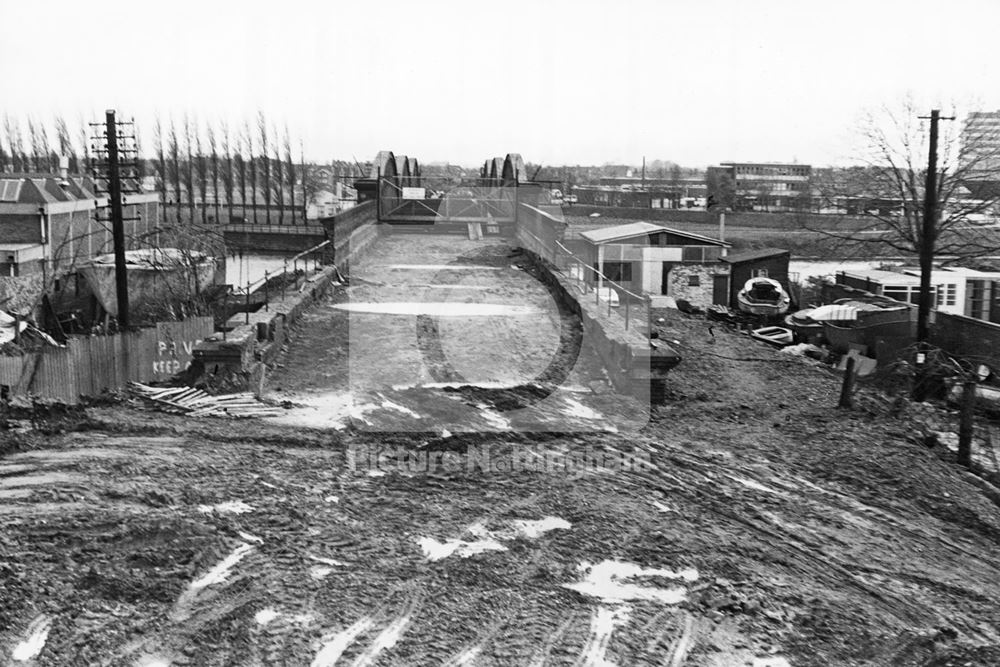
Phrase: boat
[
  {"left": 750, "top": 326, "right": 794, "bottom": 347},
  {"left": 784, "top": 308, "right": 824, "bottom": 340},
  {"left": 816, "top": 299, "right": 913, "bottom": 355},
  {"left": 736, "top": 277, "right": 791, "bottom": 316}
]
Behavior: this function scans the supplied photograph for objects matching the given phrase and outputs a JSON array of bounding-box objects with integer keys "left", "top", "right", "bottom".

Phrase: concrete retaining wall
[
  {"left": 521, "top": 249, "right": 680, "bottom": 400},
  {"left": 193, "top": 203, "right": 383, "bottom": 392},
  {"left": 193, "top": 266, "right": 342, "bottom": 393}
]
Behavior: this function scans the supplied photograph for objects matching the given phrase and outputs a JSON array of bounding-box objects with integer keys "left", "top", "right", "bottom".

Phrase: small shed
[{"left": 576, "top": 222, "right": 731, "bottom": 306}]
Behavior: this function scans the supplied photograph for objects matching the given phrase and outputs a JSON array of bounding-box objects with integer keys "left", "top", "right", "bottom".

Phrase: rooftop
[
  {"left": 721, "top": 247, "right": 790, "bottom": 264},
  {"left": 578, "top": 221, "right": 729, "bottom": 246}
]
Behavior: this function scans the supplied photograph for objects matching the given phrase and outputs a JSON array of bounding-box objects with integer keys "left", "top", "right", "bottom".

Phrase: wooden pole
[
  {"left": 958, "top": 380, "right": 976, "bottom": 468},
  {"left": 838, "top": 355, "right": 857, "bottom": 408}
]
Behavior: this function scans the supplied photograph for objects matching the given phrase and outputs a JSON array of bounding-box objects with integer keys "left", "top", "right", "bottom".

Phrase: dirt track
[{"left": 3, "top": 235, "right": 1000, "bottom": 666}]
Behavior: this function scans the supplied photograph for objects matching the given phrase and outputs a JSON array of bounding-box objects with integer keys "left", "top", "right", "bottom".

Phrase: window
[
  {"left": 934, "top": 284, "right": 956, "bottom": 306},
  {"left": 682, "top": 247, "right": 704, "bottom": 262},
  {"left": 754, "top": 269, "right": 769, "bottom": 278},
  {"left": 601, "top": 262, "right": 632, "bottom": 283},
  {"left": 882, "top": 286, "right": 909, "bottom": 302},
  {"left": 688, "top": 275, "right": 701, "bottom": 286}
]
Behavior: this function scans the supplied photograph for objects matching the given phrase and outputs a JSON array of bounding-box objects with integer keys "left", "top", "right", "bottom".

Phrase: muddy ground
[{"left": 3, "top": 234, "right": 1000, "bottom": 666}]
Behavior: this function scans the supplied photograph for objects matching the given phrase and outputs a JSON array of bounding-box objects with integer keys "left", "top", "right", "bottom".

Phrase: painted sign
[
  {"left": 402, "top": 187, "right": 426, "bottom": 200},
  {"left": 152, "top": 318, "right": 211, "bottom": 379}
]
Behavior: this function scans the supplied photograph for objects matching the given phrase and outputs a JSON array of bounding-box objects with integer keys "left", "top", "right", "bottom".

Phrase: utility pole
[
  {"left": 90, "top": 110, "right": 141, "bottom": 330},
  {"left": 913, "top": 109, "right": 955, "bottom": 400},
  {"left": 106, "top": 110, "right": 129, "bottom": 329}
]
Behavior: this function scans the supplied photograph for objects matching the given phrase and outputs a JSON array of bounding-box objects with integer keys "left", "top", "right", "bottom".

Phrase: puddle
[
  {"left": 418, "top": 536, "right": 508, "bottom": 561},
  {"left": 351, "top": 611, "right": 412, "bottom": 666},
  {"left": 333, "top": 302, "right": 542, "bottom": 316},
  {"left": 12, "top": 614, "right": 51, "bottom": 662},
  {"left": 378, "top": 395, "right": 421, "bottom": 418},
  {"left": 264, "top": 392, "right": 379, "bottom": 430},
  {"left": 189, "top": 543, "right": 254, "bottom": 591},
  {"left": 238, "top": 531, "right": 264, "bottom": 545},
  {"left": 563, "top": 560, "right": 698, "bottom": 604},
  {"left": 562, "top": 398, "right": 604, "bottom": 420},
  {"left": 197, "top": 501, "right": 253, "bottom": 515},
  {"left": 754, "top": 658, "right": 792, "bottom": 667},
  {"left": 477, "top": 404, "right": 512, "bottom": 430},
  {"left": 385, "top": 264, "right": 502, "bottom": 271},
  {"left": 513, "top": 516, "right": 572, "bottom": 538},
  {"left": 311, "top": 616, "right": 375, "bottom": 667},
  {"left": 254, "top": 608, "right": 279, "bottom": 626},
  {"left": 310, "top": 566, "right": 333, "bottom": 580}
]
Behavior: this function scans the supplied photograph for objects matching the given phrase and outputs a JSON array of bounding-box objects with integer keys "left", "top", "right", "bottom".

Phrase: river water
[
  {"left": 788, "top": 259, "right": 905, "bottom": 284},
  {"left": 224, "top": 253, "right": 301, "bottom": 288}
]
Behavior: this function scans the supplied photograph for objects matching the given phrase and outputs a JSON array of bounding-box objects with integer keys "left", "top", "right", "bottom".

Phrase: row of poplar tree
[{"left": 0, "top": 112, "right": 329, "bottom": 226}]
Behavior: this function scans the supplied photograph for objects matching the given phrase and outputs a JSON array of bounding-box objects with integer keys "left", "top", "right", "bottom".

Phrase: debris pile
[{"left": 128, "top": 382, "right": 284, "bottom": 418}]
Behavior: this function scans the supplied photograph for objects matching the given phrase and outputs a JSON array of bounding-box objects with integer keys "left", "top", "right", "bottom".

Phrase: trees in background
[
  {"left": 0, "top": 110, "right": 321, "bottom": 229},
  {"left": 804, "top": 99, "right": 1000, "bottom": 398}
]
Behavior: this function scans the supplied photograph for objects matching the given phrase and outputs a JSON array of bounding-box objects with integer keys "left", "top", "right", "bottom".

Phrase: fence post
[
  {"left": 838, "top": 355, "right": 857, "bottom": 408},
  {"left": 245, "top": 282, "right": 250, "bottom": 324},
  {"left": 958, "top": 380, "right": 976, "bottom": 468},
  {"left": 264, "top": 271, "right": 269, "bottom": 312},
  {"left": 282, "top": 261, "right": 288, "bottom": 299}
]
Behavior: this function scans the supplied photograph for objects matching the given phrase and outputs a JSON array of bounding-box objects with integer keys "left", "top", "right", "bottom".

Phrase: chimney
[{"left": 58, "top": 155, "right": 70, "bottom": 185}]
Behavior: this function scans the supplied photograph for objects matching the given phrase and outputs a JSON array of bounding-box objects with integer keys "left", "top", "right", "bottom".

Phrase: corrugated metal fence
[{"left": 0, "top": 317, "right": 214, "bottom": 404}]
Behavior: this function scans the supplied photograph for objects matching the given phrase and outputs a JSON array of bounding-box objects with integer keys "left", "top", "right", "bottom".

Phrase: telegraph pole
[
  {"left": 913, "top": 109, "right": 954, "bottom": 400},
  {"left": 106, "top": 110, "right": 130, "bottom": 329},
  {"left": 90, "top": 110, "right": 141, "bottom": 330}
]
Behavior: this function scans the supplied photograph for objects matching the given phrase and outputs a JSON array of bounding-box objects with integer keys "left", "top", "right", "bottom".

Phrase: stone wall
[{"left": 668, "top": 264, "right": 730, "bottom": 307}]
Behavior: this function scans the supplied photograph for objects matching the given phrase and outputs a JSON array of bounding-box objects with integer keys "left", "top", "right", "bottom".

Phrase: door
[
  {"left": 661, "top": 263, "right": 672, "bottom": 295},
  {"left": 713, "top": 274, "right": 729, "bottom": 305}
]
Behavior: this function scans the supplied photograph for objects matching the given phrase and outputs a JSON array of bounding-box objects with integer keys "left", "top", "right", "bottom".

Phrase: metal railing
[
  {"left": 552, "top": 239, "right": 651, "bottom": 333},
  {"left": 230, "top": 240, "right": 332, "bottom": 325},
  {"left": 518, "top": 224, "right": 650, "bottom": 333}
]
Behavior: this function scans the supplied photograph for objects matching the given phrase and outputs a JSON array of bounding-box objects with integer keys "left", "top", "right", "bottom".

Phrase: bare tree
[
  {"left": 220, "top": 120, "right": 235, "bottom": 223},
  {"left": 257, "top": 111, "right": 271, "bottom": 224},
  {"left": 182, "top": 114, "right": 196, "bottom": 224},
  {"left": 27, "top": 117, "right": 49, "bottom": 172},
  {"left": 54, "top": 116, "right": 73, "bottom": 169},
  {"left": 245, "top": 121, "right": 257, "bottom": 224},
  {"left": 0, "top": 114, "right": 8, "bottom": 174},
  {"left": 5, "top": 116, "right": 26, "bottom": 173},
  {"left": 207, "top": 122, "right": 220, "bottom": 224},
  {"left": 194, "top": 119, "right": 208, "bottom": 224},
  {"left": 234, "top": 133, "right": 247, "bottom": 222},
  {"left": 805, "top": 99, "right": 1000, "bottom": 388},
  {"left": 284, "top": 124, "right": 296, "bottom": 224},
  {"left": 301, "top": 141, "right": 318, "bottom": 217},
  {"left": 272, "top": 123, "right": 284, "bottom": 224},
  {"left": 76, "top": 114, "right": 89, "bottom": 176},
  {"left": 168, "top": 118, "right": 182, "bottom": 220},
  {"left": 153, "top": 116, "right": 168, "bottom": 215}
]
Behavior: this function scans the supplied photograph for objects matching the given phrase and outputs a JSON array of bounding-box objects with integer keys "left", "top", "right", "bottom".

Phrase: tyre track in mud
[{"left": 605, "top": 433, "right": 1000, "bottom": 645}]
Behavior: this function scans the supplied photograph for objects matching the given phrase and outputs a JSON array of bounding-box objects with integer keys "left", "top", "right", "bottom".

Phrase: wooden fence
[{"left": 0, "top": 317, "right": 214, "bottom": 404}]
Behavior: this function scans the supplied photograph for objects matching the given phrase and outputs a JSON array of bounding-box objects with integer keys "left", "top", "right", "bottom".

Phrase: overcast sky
[{"left": 2, "top": 0, "right": 999, "bottom": 168}]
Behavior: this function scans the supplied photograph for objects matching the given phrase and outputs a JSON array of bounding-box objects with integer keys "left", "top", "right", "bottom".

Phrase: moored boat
[{"left": 736, "top": 277, "right": 791, "bottom": 316}]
